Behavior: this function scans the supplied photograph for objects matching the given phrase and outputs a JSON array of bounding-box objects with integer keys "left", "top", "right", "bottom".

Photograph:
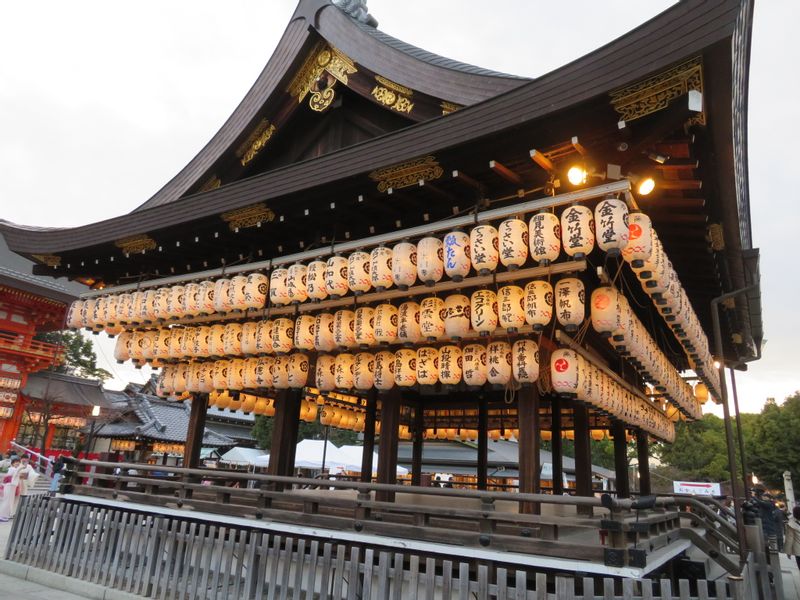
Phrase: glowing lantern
[
  {"left": 113, "top": 331, "right": 132, "bottom": 363},
  {"left": 462, "top": 344, "right": 487, "bottom": 387},
  {"left": 550, "top": 349, "right": 579, "bottom": 396},
  {"left": 416, "top": 347, "right": 439, "bottom": 385},
  {"left": 242, "top": 357, "right": 260, "bottom": 388},
  {"left": 314, "top": 313, "right": 336, "bottom": 352},
  {"left": 560, "top": 204, "right": 595, "bottom": 258},
  {"left": 173, "top": 363, "right": 189, "bottom": 393},
  {"left": 499, "top": 218, "right": 528, "bottom": 270},
  {"left": 209, "top": 324, "right": 226, "bottom": 357},
  {"left": 554, "top": 278, "right": 585, "bottom": 332},
  {"left": 168, "top": 328, "right": 184, "bottom": 360},
  {"left": 392, "top": 241, "right": 418, "bottom": 289},
  {"left": 443, "top": 294, "right": 471, "bottom": 340},
  {"left": 255, "top": 356, "right": 274, "bottom": 387},
  {"left": 523, "top": 280, "right": 553, "bottom": 331},
  {"left": 271, "top": 318, "right": 294, "bottom": 354},
  {"left": 695, "top": 383, "right": 710, "bottom": 404},
  {"left": 374, "top": 303, "right": 398, "bottom": 344},
  {"left": 622, "top": 212, "right": 654, "bottom": 268},
  {"left": 212, "top": 280, "right": 231, "bottom": 314},
  {"left": 512, "top": 339, "right": 540, "bottom": 384},
  {"left": 105, "top": 296, "right": 121, "bottom": 326},
  {"left": 333, "top": 309, "right": 356, "bottom": 349},
  {"left": 293, "top": 315, "right": 316, "bottom": 351},
  {"left": 154, "top": 328, "right": 172, "bottom": 360},
  {"left": 286, "top": 263, "right": 308, "bottom": 304},
  {"left": 528, "top": 211, "right": 561, "bottom": 265},
  {"left": 325, "top": 255, "right": 349, "bottom": 298},
  {"left": 255, "top": 320, "right": 274, "bottom": 354},
  {"left": 228, "top": 275, "right": 249, "bottom": 311},
  {"left": 470, "top": 224, "right": 499, "bottom": 275},
  {"left": 227, "top": 358, "right": 246, "bottom": 390},
  {"left": 253, "top": 397, "right": 269, "bottom": 415},
  {"left": 334, "top": 353, "right": 355, "bottom": 389},
  {"left": 443, "top": 230, "right": 471, "bottom": 281},
  {"left": 67, "top": 300, "right": 83, "bottom": 330},
  {"left": 223, "top": 323, "right": 243, "bottom": 356},
  {"left": 287, "top": 353, "right": 309, "bottom": 388},
  {"left": 193, "top": 326, "right": 212, "bottom": 358},
  {"left": 354, "top": 352, "right": 375, "bottom": 389},
  {"left": 123, "top": 293, "right": 139, "bottom": 324},
  {"left": 397, "top": 302, "right": 421, "bottom": 344},
  {"left": 540, "top": 430, "right": 552, "bottom": 442},
  {"left": 269, "top": 269, "right": 290, "bottom": 306},
  {"left": 369, "top": 246, "right": 393, "bottom": 291},
  {"left": 417, "top": 237, "right": 444, "bottom": 286},
  {"left": 240, "top": 394, "right": 257, "bottom": 414},
  {"left": 244, "top": 272, "right": 269, "bottom": 309},
  {"left": 487, "top": 341, "right": 512, "bottom": 385},
  {"left": 182, "top": 283, "right": 201, "bottom": 317},
  {"left": 419, "top": 297, "right": 445, "bottom": 341},
  {"left": 211, "top": 360, "right": 229, "bottom": 391},
  {"left": 498, "top": 285, "right": 525, "bottom": 332},
  {"left": 241, "top": 322, "right": 259, "bottom": 355},
  {"left": 179, "top": 327, "right": 196, "bottom": 359},
  {"left": 374, "top": 351, "right": 395, "bottom": 390},
  {"left": 199, "top": 281, "right": 216, "bottom": 315},
  {"left": 355, "top": 307, "right": 375, "bottom": 347},
  {"left": 348, "top": 251, "right": 372, "bottom": 295},
  {"left": 590, "top": 286, "right": 622, "bottom": 337},
  {"left": 594, "top": 196, "right": 630, "bottom": 257},
  {"left": 394, "top": 349, "right": 417, "bottom": 387},
  {"left": 438, "top": 345, "right": 462, "bottom": 386},
  {"left": 470, "top": 289, "right": 498, "bottom": 336},
  {"left": 306, "top": 260, "right": 328, "bottom": 301},
  {"left": 272, "top": 355, "right": 290, "bottom": 389}
]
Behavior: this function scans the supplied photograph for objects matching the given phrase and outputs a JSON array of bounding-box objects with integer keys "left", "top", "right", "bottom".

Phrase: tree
[
  {"left": 654, "top": 415, "right": 731, "bottom": 482},
  {"left": 748, "top": 393, "right": 800, "bottom": 488},
  {"left": 36, "top": 330, "right": 112, "bottom": 381}
]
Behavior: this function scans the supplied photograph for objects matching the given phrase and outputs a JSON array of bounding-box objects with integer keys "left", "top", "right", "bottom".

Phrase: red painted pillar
[
  {"left": 44, "top": 423, "right": 56, "bottom": 453},
  {"left": 0, "top": 396, "right": 27, "bottom": 452}
]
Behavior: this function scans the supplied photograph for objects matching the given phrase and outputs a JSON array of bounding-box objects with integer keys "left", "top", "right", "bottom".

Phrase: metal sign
[{"left": 673, "top": 481, "right": 722, "bottom": 496}]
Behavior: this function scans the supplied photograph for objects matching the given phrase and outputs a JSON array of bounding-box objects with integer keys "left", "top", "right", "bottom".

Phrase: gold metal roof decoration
[
  {"left": 31, "top": 254, "right": 61, "bottom": 268},
  {"left": 610, "top": 56, "right": 705, "bottom": 125},
  {"left": 288, "top": 41, "right": 357, "bottom": 113},
  {"left": 236, "top": 119, "right": 277, "bottom": 167},
  {"left": 114, "top": 234, "right": 156, "bottom": 255},
  {"left": 198, "top": 175, "right": 222, "bottom": 193},
  {"left": 371, "top": 76, "right": 414, "bottom": 114},
  {"left": 221, "top": 203, "right": 276, "bottom": 231},
  {"left": 440, "top": 101, "right": 461, "bottom": 116},
  {"left": 369, "top": 155, "right": 443, "bottom": 193}
]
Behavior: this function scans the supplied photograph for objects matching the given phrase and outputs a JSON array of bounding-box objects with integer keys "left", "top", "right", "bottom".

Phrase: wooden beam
[
  {"left": 656, "top": 179, "right": 702, "bottom": 191},
  {"left": 573, "top": 403, "right": 593, "bottom": 516},
  {"left": 612, "top": 421, "right": 630, "bottom": 499},
  {"left": 360, "top": 389, "right": 377, "bottom": 483},
  {"left": 529, "top": 149, "right": 555, "bottom": 173},
  {"left": 376, "top": 388, "right": 401, "bottom": 502},
  {"left": 489, "top": 160, "right": 523, "bottom": 186},
  {"left": 636, "top": 430, "right": 652, "bottom": 496},
  {"left": 517, "top": 386, "right": 541, "bottom": 514},
  {"left": 477, "top": 398, "right": 488, "bottom": 491},
  {"left": 183, "top": 394, "right": 208, "bottom": 470},
  {"left": 451, "top": 169, "right": 486, "bottom": 196},
  {"left": 570, "top": 136, "right": 588, "bottom": 156},
  {"left": 654, "top": 159, "right": 699, "bottom": 170}
]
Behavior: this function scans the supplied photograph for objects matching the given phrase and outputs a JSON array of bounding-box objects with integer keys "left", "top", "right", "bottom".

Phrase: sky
[{"left": 1, "top": 1, "right": 798, "bottom": 416}]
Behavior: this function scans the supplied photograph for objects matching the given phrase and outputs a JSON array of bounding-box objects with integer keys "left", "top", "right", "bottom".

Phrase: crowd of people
[
  {"left": 0, "top": 453, "right": 40, "bottom": 521},
  {"left": 746, "top": 485, "right": 800, "bottom": 570}
]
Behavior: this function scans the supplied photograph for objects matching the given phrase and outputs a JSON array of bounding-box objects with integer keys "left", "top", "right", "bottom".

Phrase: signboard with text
[{"left": 673, "top": 481, "right": 722, "bottom": 496}]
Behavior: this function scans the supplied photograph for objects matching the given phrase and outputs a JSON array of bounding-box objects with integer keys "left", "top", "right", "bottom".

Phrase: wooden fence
[{"left": 5, "top": 495, "right": 746, "bottom": 600}]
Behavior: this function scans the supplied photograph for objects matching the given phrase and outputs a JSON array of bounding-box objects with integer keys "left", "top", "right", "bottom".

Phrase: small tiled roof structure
[{"left": 22, "top": 371, "right": 115, "bottom": 410}]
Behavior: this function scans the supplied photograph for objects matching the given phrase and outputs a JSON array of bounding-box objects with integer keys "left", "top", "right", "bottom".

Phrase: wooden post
[
  {"left": 411, "top": 401, "right": 424, "bottom": 486},
  {"left": 517, "top": 386, "right": 541, "bottom": 513},
  {"left": 268, "top": 390, "right": 302, "bottom": 479},
  {"left": 612, "top": 421, "right": 630, "bottom": 498},
  {"left": 183, "top": 393, "right": 208, "bottom": 469},
  {"left": 551, "top": 397, "right": 564, "bottom": 495},
  {"left": 360, "top": 389, "right": 377, "bottom": 483},
  {"left": 572, "top": 402, "right": 593, "bottom": 516},
  {"left": 636, "top": 430, "right": 652, "bottom": 496},
  {"left": 376, "top": 388, "right": 401, "bottom": 502},
  {"left": 477, "top": 397, "right": 488, "bottom": 491}
]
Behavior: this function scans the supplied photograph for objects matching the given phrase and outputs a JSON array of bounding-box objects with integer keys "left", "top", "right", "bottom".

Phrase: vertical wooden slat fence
[{"left": 5, "top": 496, "right": 746, "bottom": 600}]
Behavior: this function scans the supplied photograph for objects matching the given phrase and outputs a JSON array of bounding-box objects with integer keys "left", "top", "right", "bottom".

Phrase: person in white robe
[
  {"left": 16, "top": 456, "right": 40, "bottom": 496},
  {"left": 0, "top": 458, "right": 22, "bottom": 521}
]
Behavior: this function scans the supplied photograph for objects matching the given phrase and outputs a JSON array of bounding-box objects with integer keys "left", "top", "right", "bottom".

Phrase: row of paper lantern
[
  {"left": 549, "top": 349, "right": 675, "bottom": 442},
  {"left": 590, "top": 286, "right": 703, "bottom": 420},
  {"left": 620, "top": 215, "right": 720, "bottom": 397}
]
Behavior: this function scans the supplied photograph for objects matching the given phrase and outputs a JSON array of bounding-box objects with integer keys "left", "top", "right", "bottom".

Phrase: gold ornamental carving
[
  {"left": 288, "top": 41, "right": 357, "bottom": 113},
  {"left": 115, "top": 234, "right": 157, "bottom": 254},
  {"left": 371, "top": 75, "right": 414, "bottom": 114},
  {"left": 369, "top": 155, "right": 443, "bottom": 192},
  {"left": 236, "top": 119, "right": 277, "bottom": 166},
  {"left": 221, "top": 203, "right": 276, "bottom": 230},
  {"left": 198, "top": 176, "right": 222, "bottom": 193},
  {"left": 32, "top": 254, "right": 61, "bottom": 268},
  {"left": 609, "top": 56, "right": 705, "bottom": 125},
  {"left": 440, "top": 101, "right": 461, "bottom": 116}
]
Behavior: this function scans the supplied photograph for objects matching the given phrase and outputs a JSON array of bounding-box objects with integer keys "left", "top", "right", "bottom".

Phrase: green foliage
[
  {"left": 748, "top": 393, "right": 800, "bottom": 488},
  {"left": 36, "top": 330, "right": 112, "bottom": 381},
  {"left": 654, "top": 414, "right": 731, "bottom": 482},
  {"left": 252, "top": 415, "right": 358, "bottom": 451}
]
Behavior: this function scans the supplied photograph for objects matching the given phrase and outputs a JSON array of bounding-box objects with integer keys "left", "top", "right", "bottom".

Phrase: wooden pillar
[
  {"left": 376, "top": 389, "right": 401, "bottom": 502},
  {"left": 551, "top": 397, "right": 564, "bottom": 495},
  {"left": 517, "top": 386, "right": 541, "bottom": 513},
  {"left": 612, "top": 421, "right": 630, "bottom": 498},
  {"left": 411, "top": 401, "right": 424, "bottom": 486},
  {"left": 636, "top": 430, "right": 652, "bottom": 496},
  {"left": 0, "top": 396, "right": 27, "bottom": 452},
  {"left": 43, "top": 423, "right": 56, "bottom": 454},
  {"left": 183, "top": 393, "right": 208, "bottom": 469},
  {"left": 360, "top": 389, "right": 377, "bottom": 483},
  {"left": 477, "top": 397, "right": 488, "bottom": 491},
  {"left": 572, "top": 402, "right": 593, "bottom": 516},
  {"left": 268, "top": 390, "right": 302, "bottom": 478}
]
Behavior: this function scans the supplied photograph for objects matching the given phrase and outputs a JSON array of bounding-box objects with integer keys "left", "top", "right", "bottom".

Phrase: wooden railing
[
  {"left": 0, "top": 332, "right": 63, "bottom": 360},
  {"left": 9, "top": 441, "right": 54, "bottom": 478}
]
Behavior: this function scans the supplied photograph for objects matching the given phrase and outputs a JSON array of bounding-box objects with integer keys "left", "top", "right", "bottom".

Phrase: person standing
[
  {"left": 785, "top": 506, "right": 800, "bottom": 569},
  {"left": 16, "top": 456, "right": 39, "bottom": 496},
  {"left": 0, "top": 458, "right": 22, "bottom": 521}
]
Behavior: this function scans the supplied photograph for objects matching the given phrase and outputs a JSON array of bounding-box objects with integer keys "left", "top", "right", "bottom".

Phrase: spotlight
[
  {"left": 567, "top": 165, "right": 588, "bottom": 186},
  {"left": 628, "top": 173, "right": 656, "bottom": 196},
  {"left": 713, "top": 360, "right": 721, "bottom": 369}
]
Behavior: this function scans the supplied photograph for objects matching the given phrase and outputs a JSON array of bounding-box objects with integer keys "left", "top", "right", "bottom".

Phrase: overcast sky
[{"left": 1, "top": 1, "right": 797, "bottom": 416}]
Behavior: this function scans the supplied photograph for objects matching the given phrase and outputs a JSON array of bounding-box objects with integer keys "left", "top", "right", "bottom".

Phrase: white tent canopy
[
  {"left": 220, "top": 447, "right": 268, "bottom": 466},
  {"left": 250, "top": 441, "right": 408, "bottom": 475}
]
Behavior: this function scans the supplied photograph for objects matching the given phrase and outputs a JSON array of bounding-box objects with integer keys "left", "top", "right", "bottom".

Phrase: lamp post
[{"left": 84, "top": 405, "right": 101, "bottom": 458}]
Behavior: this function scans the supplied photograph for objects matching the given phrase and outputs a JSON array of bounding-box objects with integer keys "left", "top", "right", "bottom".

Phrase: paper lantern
[
  {"left": 374, "top": 351, "right": 395, "bottom": 390},
  {"left": 253, "top": 396, "right": 269, "bottom": 415},
  {"left": 438, "top": 345, "right": 462, "bottom": 386},
  {"left": 194, "top": 326, "right": 212, "bottom": 358},
  {"left": 594, "top": 196, "right": 630, "bottom": 257},
  {"left": 154, "top": 328, "right": 172, "bottom": 360},
  {"left": 138, "top": 291, "right": 156, "bottom": 323},
  {"left": 173, "top": 363, "right": 190, "bottom": 393},
  {"left": 354, "top": 352, "right": 375, "bottom": 390},
  {"left": 255, "top": 356, "right": 274, "bottom": 387},
  {"left": 443, "top": 230, "right": 471, "bottom": 281},
  {"left": 443, "top": 294, "right": 470, "bottom": 340},
  {"left": 272, "top": 355, "right": 290, "bottom": 389},
  {"left": 114, "top": 294, "right": 131, "bottom": 325},
  {"left": 325, "top": 255, "right": 349, "bottom": 298},
  {"left": 211, "top": 360, "right": 230, "bottom": 390},
  {"left": 355, "top": 307, "right": 375, "bottom": 347},
  {"left": 306, "top": 260, "right": 328, "bottom": 301},
  {"left": 255, "top": 320, "right": 274, "bottom": 354},
  {"left": 560, "top": 204, "right": 595, "bottom": 258},
  {"left": 67, "top": 300, "right": 83, "bottom": 330},
  {"left": 269, "top": 269, "right": 290, "bottom": 306},
  {"left": 487, "top": 341, "right": 512, "bottom": 385},
  {"left": 512, "top": 339, "right": 540, "bottom": 384},
  {"left": 397, "top": 302, "right": 421, "bottom": 344},
  {"left": 334, "top": 353, "right": 355, "bottom": 389},
  {"left": 374, "top": 303, "right": 398, "bottom": 344},
  {"left": 104, "top": 323, "right": 124, "bottom": 338},
  {"left": 419, "top": 297, "right": 445, "bottom": 341},
  {"left": 168, "top": 328, "right": 184, "bottom": 360},
  {"left": 394, "top": 349, "right": 417, "bottom": 387},
  {"left": 223, "top": 323, "right": 243, "bottom": 356},
  {"left": 333, "top": 309, "right": 356, "bottom": 349},
  {"left": 271, "top": 318, "right": 295, "bottom": 354},
  {"left": 241, "top": 322, "right": 259, "bottom": 355},
  {"left": 227, "top": 358, "right": 246, "bottom": 390},
  {"left": 113, "top": 331, "right": 132, "bottom": 363},
  {"left": 286, "top": 263, "right": 308, "bottom": 304},
  {"left": 105, "top": 296, "right": 121, "bottom": 326},
  {"left": 528, "top": 211, "right": 561, "bottom": 265},
  {"left": 462, "top": 344, "right": 487, "bottom": 386},
  {"left": 240, "top": 394, "right": 257, "bottom": 414},
  {"left": 499, "top": 218, "right": 529, "bottom": 270},
  {"left": 370, "top": 246, "right": 394, "bottom": 291},
  {"left": 314, "top": 313, "right": 336, "bottom": 352},
  {"left": 416, "top": 347, "right": 439, "bottom": 385},
  {"left": 179, "top": 327, "right": 196, "bottom": 359},
  {"left": 470, "top": 225, "right": 499, "bottom": 275},
  {"left": 392, "top": 241, "right": 417, "bottom": 289},
  {"left": 212, "top": 280, "right": 231, "bottom": 314},
  {"left": 199, "top": 281, "right": 216, "bottom": 315},
  {"left": 348, "top": 251, "right": 372, "bottom": 295},
  {"left": 554, "top": 278, "right": 585, "bottom": 332},
  {"left": 242, "top": 357, "right": 260, "bottom": 389},
  {"left": 209, "top": 324, "right": 226, "bottom": 357},
  {"left": 293, "top": 315, "right": 316, "bottom": 351},
  {"left": 287, "top": 353, "right": 310, "bottom": 388},
  {"left": 417, "top": 237, "right": 444, "bottom": 286},
  {"left": 498, "top": 285, "right": 525, "bottom": 332},
  {"left": 124, "top": 293, "right": 140, "bottom": 324},
  {"left": 550, "top": 349, "right": 579, "bottom": 396},
  {"left": 523, "top": 280, "right": 553, "bottom": 331},
  {"left": 244, "top": 272, "right": 269, "bottom": 309},
  {"left": 622, "top": 212, "right": 654, "bottom": 268},
  {"left": 695, "top": 383, "right": 710, "bottom": 405},
  {"left": 181, "top": 283, "right": 200, "bottom": 317},
  {"left": 228, "top": 275, "right": 249, "bottom": 311},
  {"left": 470, "top": 289, "right": 498, "bottom": 336},
  {"left": 590, "top": 286, "right": 622, "bottom": 337}
]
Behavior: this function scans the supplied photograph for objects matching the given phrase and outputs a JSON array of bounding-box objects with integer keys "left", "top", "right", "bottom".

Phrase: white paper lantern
[
  {"left": 154, "top": 328, "right": 172, "bottom": 360},
  {"left": 241, "top": 322, "right": 259, "bottom": 355},
  {"left": 498, "top": 285, "right": 525, "bottom": 332},
  {"left": 374, "top": 351, "right": 395, "bottom": 390},
  {"left": 560, "top": 204, "right": 595, "bottom": 258},
  {"left": 179, "top": 284, "right": 199, "bottom": 317},
  {"left": 286, "top": 263, "right": 308, "bottom": 304},
  {"left": 124, "top": 293, "right": 140, "bottom": 324},
  {"left": 287, "top": 353, "right": 310, "bottom": 388},
  {"left": 348, "top": 251, "right": 372, "bottom": 295},
  {"left": 417, "top": 237, "right": 444, "bottom": 286},
  {"left": 199, "top": 281, "right": 216, "bottom": 315},
  {"left": 622, "top": 212, "right": 654, "bottom": 268},
  {"left": 594, "top": 196, "right": 630, "bottom": 257},
  {"left": 499, "top": 218, "right": 528, "bottom": 270},
  {"left": 470, "top": 225, "right": 499, "bottom": 275},
  {"left": 354, "top": 352, "right": 375, "bottom": 390},
  {"left": 419, "top": 296, "right": 445, "bottom": 341},
  {"left": 223, "top": 323, "right": 243, "bottom": 356},
  {"left": 173, "top": 363, "right": 190, "bottom": 393},
  {"left": 374, "top": 303, "right": 398, "bottom": 344},
  {"left": 443, "top": 294, "right": 471, "bottom": 340},
  {"left": 355, "top": 307, "right": 375, "bottom": 347},
  {"left": 314, "top": 313, "right": 336, "bottom": 352},
  {"left": 269, "top": 269, "right": 290, "bottom": 306},
  {"left": 325, "top": 255, "right": 349, "bottom": 298},
  {"left": 438, "top": 345, "right": 462, "bottom": 386},
  {"left": 487, "top": 341, "right": 512, "bottom": 385},
  {"left": 67, "top": 300, "right": 83, "bottom": 330},
  {"left": 244, "top": 273, "right": 269, "bottom": 310},
  {"left": 293, "top": 315, "right": 316, "bottom": 351},
  {"left": 113, "top": 331, "right": 132, "bottom": 363},
  {"left": 211, "top": 360, "right": 230, "bottom": 391},
  {"left": 392, "top": 241, "right": 417, "bottom": 288},
  {"left": 523, "top": 280, "right": 554, "bottom": 331},
  {"left": 416, "top": 347, "right": 439, "bottom": 385},
  {"left": 105, "top": 296, "right": 121, "bottom": 327},
  {"left": 193, "top": 326, "right": 211, "bottom": 358},
  {"left": 255, "top": 320, "right": 273, "bottom": 354},
  {"left": 306, "top": 260, "right": 328, "bottom": 301},
  {"left": 209, "top": 324, "right": 226, "bottom": 357},
  {"left": 512, "top": 339, "right": 540, "bottom": 384},
  {"left": 242, "top": 357, "right": 260, "bottom": 388},
  {"left": 443, "top": 230, "right": 471, "bottom": 281},
  {"left": 272, "top": 355, "right": 290, "bottom": 389},
  {"left": 462, "top": 344, "right": 487, "bottom": 386},
  {"left": 470, "top": 289, "right": 498, "bottom": 336},
  {"left": 370, "top": 246, "right": 393, "bottom": 291},
  {"left": 554, "top": 278, "right": 585, "bottom": 332},
  {"left": 212, "top": 280, "right": 231, "bottom": 314},
  {"left": 334, "top": 353, "right": 355, "bottom": 389},
  {"left": 255, "top": 356, "right": 274, "bottom": 387},
  {"left": 394, "top": 349, "right": 417, "bottom": 387},
  {"left": 114, "top": 294, "right": 132, "bottom": 325},
  {"left": 179, "top": 327, "right": 196, "bottom": 359},
  {"left": 528, "top": 211, "right": 561, "bottom": 265},
  {"left": 397, "top": 301, "right": 421, "bottom": 344},
  {"left": 228, "top": 275, "right": 249, "bottom": 311},
  {"left": 168, "top": 328, "right": 185, "bottom": 360},
  {"left": 550, "top": 349, "right": 579, "bottom": 396},
  {"left": 271, "top": 317, "right": 295, "bottom": 354},
  {"left": 227, "top": 358, "right": 246, "bottom": 390},
  {"left": 333, "top": 309, "right": 356, "bottom": 349},
  {"left": 590, "top": 286, "right": 622, "bottom": 337}
]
